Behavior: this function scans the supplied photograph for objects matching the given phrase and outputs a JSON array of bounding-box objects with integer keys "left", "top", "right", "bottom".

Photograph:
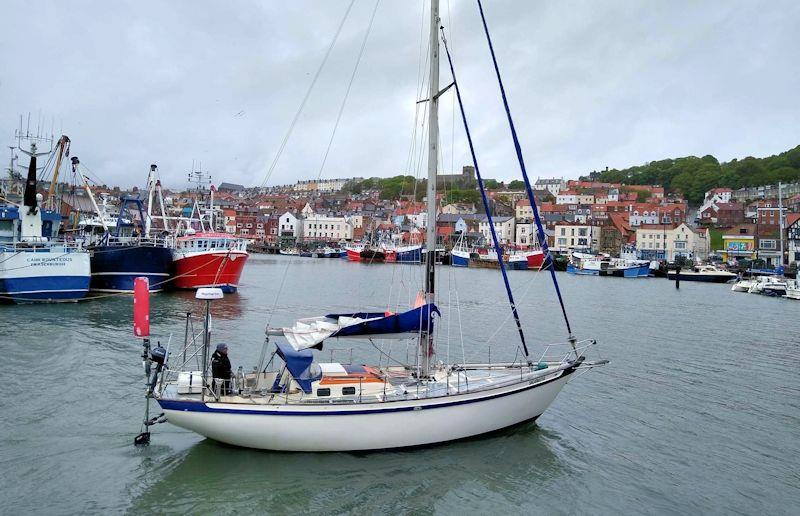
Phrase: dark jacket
[{"left": 211, "top": 350, "right": 232, "bottom": 380}]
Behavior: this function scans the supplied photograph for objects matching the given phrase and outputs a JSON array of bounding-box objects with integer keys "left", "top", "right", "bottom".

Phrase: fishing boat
[
  {"left": 171, "top": 179, "right": 249, "bottom": 292},
  {"left": 468, "top": 248, "right": 528, "bottom": 270},
  {"left": 359, "top": 247, "right": 385, "bottom": 263},
  {"left": 79, "top": 166, "right": 173, "bottom": 292},
  {"left": 0, "top": 133, "right": 91, "bottom": 302},
  {"left": 172, "top": 231, "right": 248, "bottom": 293},
  {"left": 137, "top": 1, "right": 605, "bottom": 451},
  {"left": 344, "top": 242, "right": 365, "bottom": 261},
  {"left": 666, "top": 264, "right": 737, "bottom": 283},
  {"left": 312, "top": 247, "right": 339, "bottom": 258},
  {"left": 87, "top": 204, "right": 174, "bottom": 292},
  {"left": 526, "top": 249, "right": 545, "bottom": 269},
  {"left": 567, "top": 254, "right": 640, "bottom": 277},
  {"left": 450, "top": 233, "right": 471, "bottom": 267},
  {"left": 382, "top": 243, "right": 423, "bottom": 263},
  {"left": 451, "top": 248, "right": 470, "bottom": 267}
]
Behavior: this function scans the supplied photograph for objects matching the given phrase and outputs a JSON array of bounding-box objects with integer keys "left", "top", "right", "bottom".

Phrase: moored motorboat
[
  {"left": 746, "top": 275, "right": 788, "bottom": 296},
  {"left": 666, "top": 265, "right": 737, "bottom": 283},
  {"left": 731, "top": 278, "right": 755, "bottom": 292},
  {"left": 785, "top": 280, "right": 800, "bottom": 300}
]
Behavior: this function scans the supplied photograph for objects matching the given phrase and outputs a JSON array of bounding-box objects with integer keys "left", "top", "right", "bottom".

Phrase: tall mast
[
  {"left": 145, "top": 164, "right": 156, "bottom": 235},
  {"left": 779, "top": 181, "right": 785, "bottom": 266},
  {"left": 47, "top": 135, "right": 70, "bottom": 211},
  {"left": 424, "top": 0, "right": 439, "bottom": 300},
  {"left": 420, "top": 0, "right": 440, "bottom": 378}
]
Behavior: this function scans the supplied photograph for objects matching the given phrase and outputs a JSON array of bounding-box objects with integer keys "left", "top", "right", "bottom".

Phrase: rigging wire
[
  {"left": 258, "top": 0, "right": 356, "bottom": 188},
  {"left": 315, "top": 0, "right": 381, "bottom": 181},
  {"left": 475, "top": 0, "right": 573, "bottom": 337},
  {"left": 440, "top": 26, "right": 530, "bottom": 359}
]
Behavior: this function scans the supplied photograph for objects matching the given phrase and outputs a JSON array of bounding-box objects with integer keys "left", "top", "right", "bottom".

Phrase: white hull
[
  {"left": 159, "top": 366, "right": 574, "bottom": 451},
  {"left": 0, "top": 248, "right": 91, "bottom": 301}
]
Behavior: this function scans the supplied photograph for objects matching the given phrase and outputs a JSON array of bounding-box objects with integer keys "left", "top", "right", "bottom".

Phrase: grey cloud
[{"left": 2, "top": 0, "right": 797, "bottom": 190}]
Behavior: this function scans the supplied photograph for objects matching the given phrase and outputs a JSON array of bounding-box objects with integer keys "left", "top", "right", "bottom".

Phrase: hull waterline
[
  {"left": 90, "top": 245, "right": 173, "bottom": 292},
  {"left": 173, "top": 251, "right": 248, "bottom": 293},
  {"left": 157, "top": 366, "right": 575, "bottom": 451}
]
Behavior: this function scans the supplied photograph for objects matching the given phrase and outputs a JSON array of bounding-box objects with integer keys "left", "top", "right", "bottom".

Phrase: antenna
[{"left": 187, "top": 161, "right": 212, "bottom": 192}]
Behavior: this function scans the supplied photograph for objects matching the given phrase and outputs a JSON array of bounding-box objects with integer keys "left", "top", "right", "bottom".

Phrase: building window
[
  {"left": 675, "top": 242, "right": 686, "bottom": 249},
  {"left": 760, "top": 239, "right": 776, "bottom": 250}
]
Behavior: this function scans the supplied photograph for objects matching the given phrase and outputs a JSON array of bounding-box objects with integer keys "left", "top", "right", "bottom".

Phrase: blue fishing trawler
[{"left": 87, "top": 196, "right": 173, "bottom": 293}]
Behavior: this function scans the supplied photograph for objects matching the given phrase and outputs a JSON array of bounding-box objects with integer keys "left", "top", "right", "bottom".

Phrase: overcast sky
[{"left": 2, "top": 0, "right": 798, "bottom": 190}]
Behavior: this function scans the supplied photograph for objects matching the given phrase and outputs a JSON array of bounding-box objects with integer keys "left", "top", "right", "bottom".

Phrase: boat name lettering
[{"left": 26, "top": 256, "right": 71, "bottom": 266}]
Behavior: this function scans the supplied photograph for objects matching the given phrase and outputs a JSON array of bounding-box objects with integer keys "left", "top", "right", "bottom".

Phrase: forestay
[{"left": 268, "top": 303, "right": 440, "bottom": 351}]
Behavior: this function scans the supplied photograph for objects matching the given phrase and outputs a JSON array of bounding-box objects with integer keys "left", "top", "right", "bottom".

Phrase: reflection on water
[
  {"left": 129, "top": 422, "right": 571, "bottom": 514},
  {"left": 166, "top": 290, "right": 245, "bottom": 320},
  {"left": 3, "top": 255, "right": 800, "bottom": 513}
]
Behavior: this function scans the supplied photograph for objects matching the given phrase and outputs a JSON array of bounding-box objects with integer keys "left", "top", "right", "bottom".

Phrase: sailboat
[{"left": 139, "top": 0, "right": 605, "bottom": 451}]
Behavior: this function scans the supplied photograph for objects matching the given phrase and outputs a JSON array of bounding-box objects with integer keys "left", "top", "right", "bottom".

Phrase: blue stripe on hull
[
  {"left": 395, "top": 248, "right": 422, "bottom": 263},
  {"left": 622, "top": 267, "right": 639, "bottom": 278},
  {"left": 1, "top": 275, "right": 90, "bottom": 302},
  {"left": 451, "top": 255, "right": 469, "bottom": 267},
  {"left": 157, "top": 364, "right": 577, "bottom": 416},
  {"left": 90, "top": 246, "right": 174, "bottom": 292},
  {"left": 566, "top": 264, "right": 599, "bottom": 275}
]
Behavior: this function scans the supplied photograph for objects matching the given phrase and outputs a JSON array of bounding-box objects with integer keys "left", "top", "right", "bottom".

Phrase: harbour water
[{"left": 1, "top": 255, "right": 798, "bottom": 514}]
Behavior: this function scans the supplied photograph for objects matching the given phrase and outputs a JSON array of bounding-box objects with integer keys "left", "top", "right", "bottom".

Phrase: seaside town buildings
[{"left": 8, "top": 171, "right": 798, "bottom": 267}]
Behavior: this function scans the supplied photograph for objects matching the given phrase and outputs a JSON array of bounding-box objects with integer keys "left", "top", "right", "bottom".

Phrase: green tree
[{"left": 483, "top": 179, "right": 501, "bottom": 190}]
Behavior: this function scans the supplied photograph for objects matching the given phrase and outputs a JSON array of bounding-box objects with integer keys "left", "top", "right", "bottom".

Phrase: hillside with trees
[{"left": 581, "top": 144, "right": 800, "bottom": 204}]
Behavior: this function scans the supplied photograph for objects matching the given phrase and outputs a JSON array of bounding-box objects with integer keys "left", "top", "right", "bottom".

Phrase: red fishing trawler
[{"left": 172, "top": 231, "right": 248, "bottom": 293}]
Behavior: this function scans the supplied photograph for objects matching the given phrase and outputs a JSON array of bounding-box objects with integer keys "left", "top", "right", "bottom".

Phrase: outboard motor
[{"left": 147, "top": 345, "right": 167, "bottom": 394}]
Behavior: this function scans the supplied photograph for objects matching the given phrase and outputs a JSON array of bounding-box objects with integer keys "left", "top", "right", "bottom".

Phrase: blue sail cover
[
  {"left": 268, "top": 303, "right": 441, "bottom": 351},
  {"left": 326, "top": 303, "right": 440, "bottom": 339},
  {"left": 273, "top": 341, "right": 318, "bottom": 393}
]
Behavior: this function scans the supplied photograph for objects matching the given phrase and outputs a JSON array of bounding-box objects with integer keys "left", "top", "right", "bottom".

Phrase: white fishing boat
[
  {"left": 0, "top": 130, "right": 91, "bottom": 303},
  {"left": 135, "top": 1, "right": 605, "bottom": 451}
]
